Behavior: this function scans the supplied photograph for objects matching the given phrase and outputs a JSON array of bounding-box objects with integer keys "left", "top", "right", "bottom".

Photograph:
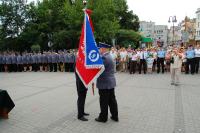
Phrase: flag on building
[{"left": 75, "top": 9, "right": 104, "bottom": 88}]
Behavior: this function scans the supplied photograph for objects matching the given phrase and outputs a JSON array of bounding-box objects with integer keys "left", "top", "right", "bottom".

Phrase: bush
[{"left": 31, "top": 44, "right": 41, "bottom": 52}]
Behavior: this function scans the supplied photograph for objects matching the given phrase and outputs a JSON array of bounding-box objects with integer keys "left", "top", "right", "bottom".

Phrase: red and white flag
[{"left": 75, "top": 9, "right": 104, "bottom": 88}]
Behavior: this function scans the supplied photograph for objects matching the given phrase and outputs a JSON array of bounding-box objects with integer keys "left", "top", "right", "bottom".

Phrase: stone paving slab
[{"left": 0, "top": 72, "right": 200, "bottom": 133}]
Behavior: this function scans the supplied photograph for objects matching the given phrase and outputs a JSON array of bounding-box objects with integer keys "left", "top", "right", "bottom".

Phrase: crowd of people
[
  {"left": 110, "top": 44, "right": 200, "bottom": 75},
  {"left": 0, "top": 50, "right": 76, "bottom": 73},
  {"left": 0, "top": 44, "right": 200, "bottom": 75}
]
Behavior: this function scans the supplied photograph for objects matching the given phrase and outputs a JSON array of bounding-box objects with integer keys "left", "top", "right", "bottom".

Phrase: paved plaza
[{"left": 0, "top": 72, "right": 200, "bottom": 133}]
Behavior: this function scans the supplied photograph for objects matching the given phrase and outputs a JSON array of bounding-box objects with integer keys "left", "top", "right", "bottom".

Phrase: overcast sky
[
  {"left": 29, "top": 0, "right": 200, "bottom": 27},
  {"left": 127, "top": 0, "right": 200, "bottom": 27}
]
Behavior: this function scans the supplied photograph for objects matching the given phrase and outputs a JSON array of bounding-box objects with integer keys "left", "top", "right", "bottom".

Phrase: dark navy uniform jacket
[
  {"left": 11, "top": 54, "right": 17, "bottom": 64},
  {"left": 0, "top": 55, "right": 2, "bottom": 64},
  {"left": 97, "top": 52, "right": 116, "bottom": 90}
]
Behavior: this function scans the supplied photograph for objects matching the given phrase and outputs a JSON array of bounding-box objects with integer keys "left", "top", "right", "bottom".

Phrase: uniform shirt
[
  {"left": 47, "top": 54, "right": 52, "bottom": 63},
  {"left": 37, "top": 54, "right": 42, "bottom": 63},
  {"left": 11, "top": 54, "right": 17, "bottom": 64},
  {"left": 17, "top": 55, "right": 22, "bottom": 64},
  {"left": 157, "top": 50, "right": 166, "bottom": 58},
  {"left": 6, "top": 55, "right": 12, "bottom": 64},
  {"left": 68, "top": 54, "right": 75, "bottom": 63},
  {"left": 27, "top": 55, "right": 33, "bottom": 64},
  {"left": 31, "top": 54, "right": 37, "bottom": 63},
  {"left": 97, "top": 52, "right": 116, "bottom": 90},
  {"left": 138, "top": 51, "right": 148, "bottom": 60},
  {"left": 58, "top": 54, "right": 65, "bottom": 63},
  {"left": 195, "top": 49, "right": 200, "bottom": 57},
  {"left": 43, "top": 54, "right": 48, "bottom": 63},
  {"left": 64, "top": 53, "right": 69, "bottom": 63},
  {"left": 1, "top": 55, "right": 5, "bottom": 64},
  {"left": 186, "top": 49, "right": 195, "bottom": 59},
  {"left": 52, "top": 53, "right": 58, "bottom": 63},
  {"left": 22, "top": 55, "right": 28, "bottom": 64}
]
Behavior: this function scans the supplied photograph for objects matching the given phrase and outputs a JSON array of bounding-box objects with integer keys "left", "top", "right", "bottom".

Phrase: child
[{"left": 147, "top": 54, "right": 154, "bottom": 74}]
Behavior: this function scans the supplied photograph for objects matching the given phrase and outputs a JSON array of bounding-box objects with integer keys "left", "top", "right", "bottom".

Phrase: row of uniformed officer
[{"left": 0, "top": 51, "right": 76, "bottom": 72}]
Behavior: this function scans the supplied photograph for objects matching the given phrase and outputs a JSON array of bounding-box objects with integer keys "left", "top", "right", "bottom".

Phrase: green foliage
[
  {"left": 31, "top": 44, "right": 41, "bottom": 52},
  {"left": 116, "top": 29, "right": 142, "bottom": 48},
  {"left": 0, "top": 0, "right": 140, "bottom": 51}
]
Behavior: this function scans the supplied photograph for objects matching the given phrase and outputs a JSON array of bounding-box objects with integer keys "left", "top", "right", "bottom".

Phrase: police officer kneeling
[{"left": 95, "top": 42, "right": 119, "bottom": 123}]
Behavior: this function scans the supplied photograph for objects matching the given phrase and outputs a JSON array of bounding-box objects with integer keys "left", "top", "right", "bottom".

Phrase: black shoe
[
  {"left": 95, "top": 117, "right": 107, "bottom": 123},
  {"left": 110, "top": 116, "right": 119, "bottom": 122},
  {"left": 174, "top": 83, "right": 179, "bottom": 86},
  {"left": 78, "top": 116, "right": 88, "bottom": 121},
  {"left": 83, "top": 113, "right": 90, "bottom": 116}
]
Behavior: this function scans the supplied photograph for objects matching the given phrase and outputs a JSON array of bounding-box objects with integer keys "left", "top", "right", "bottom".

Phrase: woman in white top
[
  {"left": 110, "top": 47, "right": 118, "bottom": 73},
  {"left": 194, "top": 45, "right": 200, "bottom": 73},
  {"left": 119, "top": 48, "right": 128, "bottom": 72},
  {"left": 130, "top": 51, "right": 138, "bottom": 74}
]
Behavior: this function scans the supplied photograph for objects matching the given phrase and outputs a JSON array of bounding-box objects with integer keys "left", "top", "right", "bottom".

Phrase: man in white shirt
[
  {"left": 194, "top": 45, "right": 200, "bottom": 73},
  {"left": 138, "top": 48, "right": 148, "bottom": 74}
]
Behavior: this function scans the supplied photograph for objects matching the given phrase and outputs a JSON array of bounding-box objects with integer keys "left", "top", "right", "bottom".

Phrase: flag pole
[
  {"left": 83, "top": 0, "right": 87, "bottom": 10},
  {"left": 83, "top": 0, "right": 95, "bottom": 96}
]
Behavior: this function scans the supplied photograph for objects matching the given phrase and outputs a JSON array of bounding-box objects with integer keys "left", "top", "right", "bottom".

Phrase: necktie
[{"left": 143, "top": 52, "right": 144, "bottom": 59}]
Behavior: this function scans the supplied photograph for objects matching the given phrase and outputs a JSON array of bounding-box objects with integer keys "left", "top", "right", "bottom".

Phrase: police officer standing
[
  {"left": 95, "top": 42, "right": 118, "bottom": 123},
  {"left": 185, "top": 45, "right": 195, "bottom": 74},
  {"left": 157, "top": 47, "right": 166, "bottom": 73},
  {"left": 11, "top": 52, "right": 17, "bottom": 72},
  {"left": 75, "top": 72, "right": 89, "bottom": 121},
  {"left": 47, "top": 51, "right": 53, "bottom": 72},
  {"left": 138, "top": 48, "right": 148, "bottom": 74}
]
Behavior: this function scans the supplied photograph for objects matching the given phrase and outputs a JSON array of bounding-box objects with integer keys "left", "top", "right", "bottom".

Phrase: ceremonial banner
[{"left": 75, "top": 9, "right": 104, "bottom": 88}]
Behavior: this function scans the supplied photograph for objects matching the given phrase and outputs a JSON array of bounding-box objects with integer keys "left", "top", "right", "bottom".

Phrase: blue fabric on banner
[{"left": 85, "top": 14, "right": 104, "bottom": 67}]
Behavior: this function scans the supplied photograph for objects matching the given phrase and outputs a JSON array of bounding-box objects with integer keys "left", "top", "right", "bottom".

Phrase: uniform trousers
[
  {"left": 195, "top": 57, "right": 200, "bottom": 73},
  {"left": 64, "top": 63, "right": 70, "bottom": 72},
  {"left": 98, "top": 89, "right": 118, "bottom": 121},
  {"left": 76, "top": 73, "right": 87, "bottom": 119},
  {"left": 139, "top": 59, "right": 147, "bottom": 74},
  {"left": 157, "top": 58, "right": 165, "bottom": 73},
  {"left": 0, "top": 64, "right": 3, "bottom": 72},
  {"left": 77, "top": 89, "right": 87, "bottom": 118},
  {"left": 53, "top": 63, "right": 57, "bottom": 72},
  {"left": 185, "top": 58, "right": 195, "bottom": 74},
  {"left": 69, "top": 63, "right": 75, "bottom": 72},
  {"left": 49, "top": 63, "right": 53, "bottom": 72},
  {"left": 130, "top": 60, "right": 137, "bottom": 74}
]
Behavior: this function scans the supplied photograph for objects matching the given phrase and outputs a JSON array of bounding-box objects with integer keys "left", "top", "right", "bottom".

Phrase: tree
[
  {"left": 116, "top": 29, "right": 141, "bottom": 48},
  {"left": 114, "top": 0, "right": 140, "bottom": 31},
  {"left": 0, "top": 0, "right": 140, "bottom": 51}
]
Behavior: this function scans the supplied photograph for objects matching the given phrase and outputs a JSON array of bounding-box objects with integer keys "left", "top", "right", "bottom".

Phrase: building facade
[
  {"left": 154, "top": 25, "right": 168, "bottom": 47},
  {"left": 196, "top": 8, "right": 200, "bottom": 44},
  {"left": 179, "top": 16, "right": 196, "bottom": 45},
  {"left": 139, "top": 21, "right": 168, "bottom": 47},
  {"left": 167, "top": 26, "right": 182, "bottom": 45},
  {"left": 139, "top": 21, "right": 155, "bottom": 38}
]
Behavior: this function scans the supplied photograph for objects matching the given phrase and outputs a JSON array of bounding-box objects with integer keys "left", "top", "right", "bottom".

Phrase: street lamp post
[{"left": 168, "top": 16, "right": 177, "bottom": 45}]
